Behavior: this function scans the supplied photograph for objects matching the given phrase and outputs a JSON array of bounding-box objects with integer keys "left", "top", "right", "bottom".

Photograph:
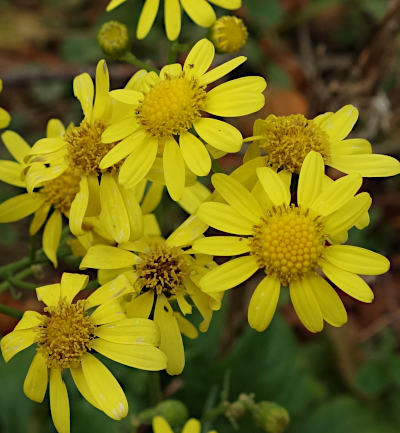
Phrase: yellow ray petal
[
  {"left": 174, "top": 313, "right": 198, "bottom": 339},
  {"left": 329, "top": 154, "right": 400, "bottom": 177},
  {"left": 60, "top": 273, "right": 89, "bottom": 303},
  {"left": 297, "top": 151, "right": 324, "bottom": 208},
  {"left": 49, "top": 369, "right": 70, "bottom": 433},
  {"left": 109, "top": 89, "right": 142, "bottom": 106},
  {"left": 183, "top": 419, "right": 201, "bottom": 433},
  {"left": 80, "top": 245, "right": 137, "bottom": 270},
  {"left": 331, "top": 138, "right": 371, "bottom": 155},
  {"left": 200, "top": 56, "right": 246, "bottom": 85},
  {"left": 70, "top": 365, "right": 102, "bottom": 411},
  {"left": 69, "top": 175, "right": 89, "bottom": 236},
  {"left": 319, "top": 105, "right": 358, "bottom": 141},
  {"left": 193, "top": 236, "right": 250, "bottom": 256},
  {"left": 2, "top": 130, "right": 31, "bottom": 163},
  {"left": 164, "top": 0, "right": 181, "bottom": 40},
  {"left": 106, "top": 0, "right": 128, "bottom": 11},
  {"left": 181, "top": 0, "right": 216, "bottom": 27},
  {"left": 183, "top": 38, "right": 215, "bottom": 77},
  {"left": 101, "top": 118, "right": 141, "bottom": 144},
  {"left": 36, "top": 283, "right": 61, "bottom": 307},
  {"left": 1, "top": 329, "right": 38, "bottom": 363},
  {"left": 178, "top": 182, "right": 211, "bottom": 214},
  {"left": 126, "top": 291, "right": 155, "bottom": 319},
  {"left": 46, "top": 118, "right": 65, "bottom": 138},
  {"left": 29, "top": 203, "right": 51, "bottom": 235},
  {"left": 73, "top": 72, "right": 94, "bottom": 120},
  {"left": 163, "top": 137, "right": 185, "bottom": 201},
  {"left": 90, "top": 300, "right": 125, "bottom": 325},
  {"left": 43, "top": 210, "right": 62, "bottom": 267},
  {"left": 23, "top": 352, "right": 48, "bottom": 403},
  {"left": 119, "top": 187, "right": 144, "bottom": 241},
  {"left": 92, "top": 60, "right": 110, "bottom": 121},
  {"left": 14, "top": 311, "right": 43, "bottom": 330},
  {"left": 256, "top": 167, "right": 290, "bottom": 207},
  {"left": 141, "top": 181, "right": 164, "bottom": 214},
  {"left": 166, "top": 215, "right": 208, "bottom": 247},
  {"left": 180, "top": 132, "right": 211, "bottom": 176},
  {"left": 0, "top": 193, "right": 45, "bottom": 223},
  {"left": 137, "top": 0, "right": 160, "bottom": 39},
  {"left": 153, "top": 416, "right": 174, "bottom": 433},
  {"left": 0, "top": 160, "right": 25, "bottom": 187}
]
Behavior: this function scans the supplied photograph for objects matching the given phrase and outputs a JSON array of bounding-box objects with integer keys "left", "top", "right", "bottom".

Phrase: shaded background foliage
[{"left": 1, "top": 0, "right": 400, "bottom": 431}]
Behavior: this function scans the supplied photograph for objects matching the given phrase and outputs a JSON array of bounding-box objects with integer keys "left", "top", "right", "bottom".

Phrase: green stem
[
  {"left": 0, "top": 267, "right": 35, "bottom": 294},
  {"left": 29, "top": 234, "right": 37, "bottom": 263},
  {"left": 121, "top": 52, "right": 159, "bottom": 72},
  {"left": 148, "top": 371, "right": 162, "bottom": 406},
  {"left": 167, "top": 40, "right": 178, "bottom": 64},
  {"left": 202, "top": 403, "right": 227, "bottom": 422},
  {"left": 8, "top": 275, "right": 37, "bottom": 290},
  {"left": 0, "top": 303, "right": 23, "bottom": 319}
]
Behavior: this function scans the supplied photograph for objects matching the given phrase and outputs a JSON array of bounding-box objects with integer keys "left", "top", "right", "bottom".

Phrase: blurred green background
[{"left": 1, "top": 0, "right": 400, "bottom": 432}]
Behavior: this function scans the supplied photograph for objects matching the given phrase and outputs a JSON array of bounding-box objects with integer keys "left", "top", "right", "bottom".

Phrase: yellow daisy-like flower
[
  {"left": 0, "top": 273, "right": 167, "bottom": 433},
  {"left": 101, "top": 38, "right": 266, "bottom": 201},
  {"left": 210, "top": 15, "right": 248, "bottom": 53},
  {"left": 194, "top": 151, "right": 390, "bottom": 333},
  {"left": 153, "top": 416, "right": 216, "bottom": 433},
  {"left": 106, "top": 0, "right": 242, "bottom": 41},
  {"left": 245, "top": 105, "right": 400, "bottom": 177},
  {"left": 0, "top": 122, "right": 80, "bottom": 266},
  {"left": 80, "top": 216, "right": 220, "bottom": 375},
  {"left": 0, "top": 78, "right": 11, "bottom": 129}
]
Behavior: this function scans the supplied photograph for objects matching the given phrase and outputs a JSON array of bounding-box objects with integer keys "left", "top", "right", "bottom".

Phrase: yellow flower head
[
  {"left": 97, "top": 20, "right": 130, "bottom": 59},
  {"left": 153, "top": 416, "right": 217, "bottom": 433},
  {"left": 102, "top": 38, "right": 266, "bottom": 201},
  {"left": 245, "top": 105, "right": 400, "bottom": 177},
  {"left": 194, "top": 151, "right": 390, "bottom": 333},
  {"left": 0, "top": 121, "right": 80, "bottom": 266},
  {"left": 210, "top": 15, "right": 248, "bottom": 53},
  {"left": 80, "top": 215, "right": 220, "bottom": 375},
  {"left": 0, "top": 79, "right": 11, "bottom": 129},
  {"left": 0, "top": 273, "right": 167, "bottom": 433},
  {"left": 106, "top": 0, "right": 242, "bottom": 41}
]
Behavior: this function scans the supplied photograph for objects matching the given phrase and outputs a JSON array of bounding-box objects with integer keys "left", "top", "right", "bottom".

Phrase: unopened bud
[
  {"left": 251, "top": 401, "right": 290, "bottom": 433},
  {"left": 97, "top": 21, "right": 130, "bottom": 59},
  {"left": 138, "top": 399, "right": 189, "bottom": 428},
  {"left": 210, "top": 16, "right": 248, "bottom": 54}
]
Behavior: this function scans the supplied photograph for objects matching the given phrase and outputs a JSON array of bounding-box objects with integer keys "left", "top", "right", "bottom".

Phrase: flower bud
[
  {"left": 210, "top": 16, "right": 248, "bottom": 54},
  {"left": 138, "top": 399, "right": 189, "bottom": 428},
  {"left": 251, "top": 401, "right": 290, "bottom": 433},
  {"left": 97, "top": 21, "right": 130, "bottom": 59}
]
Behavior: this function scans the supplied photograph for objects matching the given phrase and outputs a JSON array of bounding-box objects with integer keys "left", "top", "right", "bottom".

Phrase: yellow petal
[
  {"left": 248, "top": 276, "right": 280, "bottom": 331},
  {"left": 90, "top": 300, "right": 125, "bottom": 325},
  {"left": 141, "top": 181, "right": 164, "bottom": 214},
  {"left": 73, "top": 72, "right": 94, "bottom": 120},
  {"left": 164, "top": 0, "right": 181, "bottom": 40},
  {"left": 70, "top": 365, "right": 102, "bottom": 411},
  {"left": 182, "top": 419, "right": 201, "bottom": 433},
  {"left": 0, "top": 107, "right": 10, "bottom": 129},
  {"left": 1, "top": 329, "right": 38, "bottom": 362},
  {"left": 109, "top": 89, "right": 142, "bottom": 106},
  {"left": 200, "top": 255, "right": 259, "bottom": 293},
  {"left": 92, "top": 60, "right": 110, "bottom": 121},
  {"left": 46, "top": 118, "right": 65, "bottom": 138},
  {"left": 119, "top": 137, "right": 158, "bottom": 188},
  {"left": 329, "top": 154, "right": 400, "bottom": 177},
  {"left": 193, "top": 235, "right": 250, "bottom": 256},
  {"left": 100, "top": 174, "right": 130, "bottom": 243},
  {"left": 0, "top": 193, "right": 45, "bottom": 223},
  {"left": 101, "top": 118, "right": 141, "bottom": 144},
  {"left": 166, "top": 215, "right": 208, "bottom": 247},
  {"left": 208, "top": 0, "right": 241, "bottom": 7},
  {"left": 183, "top": 38, "right": 215, "bottom": 77},
  {"left": 14, "top": 311, "right": 43, "bottom": 330},
  {"left": 80, "top": 245, "right": 137, "bottom": 269},
  {"left": 49, "top": 369, "right": 70, "bottom": 433},
  {"left": 60, "top": 272, "right": 89, "bottom": 303},
  {"left": 321, "top": 260, "right": 374, "bottom": 303},
  {"left": 289, "top": 277, "right": 323, "bottom": 333},
  {"left": 200, "top": 56, "right": 246, "bottom": 85},
  {"left": 174, "top": 313, "right": 198, "bottom": 339},
  {"left": 319, "top": 105, "right": 358, "bottom": 141},
  {"left": 212, "top": 173, "right": 263, "bottom": 222},
  {"left": 205, "top": 77, "right": 266, "bottom": 117},
  {"left": 81, "top": 353, "right": 128, "bottom": 420},
  {"left": 36, "top": 283, "right": 61, "bottom": 307},
  {"left": 297, "top": 151, "right": 324, "bottom": 208},
  {"left": 86, "top": 174, "right": 101, "bottom": 217},
  {"left": 69, "top": 176, "right": 89, "bottom": 236},
  {"left": 153, "top": 416, "right": 174, "bottom": 433},
  {"left": 137, "top": 0, "right": 160, "bottom": 39},
  {"left": 43, "top": 210, "right": 62, "bottom": 267},
  {"left": 181, "top": 0, "right": 216, "bottom": 28},
  {"left": 0, "top": 160, "right": 25, "bottom": 187},
  {"left": 29, "top": 203, "right": 51, "bottom": 235},
  {"left": 194, "top": 118, "right": 242, "bottom": 152},
  {"left": 1, "top": 130, "right": 31, "bottom": 163},
  {"left": 197, "top": 202, "right": 253, "bottom": 235},
  {"left": 331, "top": 138, "right": 371, "bottom": 155},
  {"left": 324, "top": 245, "right": 390, "bottom": 276},
  {"left": 185, "top": 279, "right": 213, "bottom": 332},
  {"left": 106, "top": 0, "right": 127, "bottom": 10},
  {"left": 164, "top": 137, "right": 185, "bottom": 201},
  {"left": 23, "top": 352, "right": 48, "bottom": 403},
  {"left": 180, "top": 132, "right": 211, "bottom": 176},
  {"left": 126, "top": 291, "right": 155, "bottom": 319},
  {"left": 154, "top": 295, "right": 184, "bottom": 375},
  {"left": 256, "top": 167, "right": 290, "bottom": 207},
  {"left": 119, "top": 187, "right": 144, "bottom": 241},
  {"left": 178, "top": 182, "right": 211, "bottom": 214},
  {"left": 307, "top": 272, "right": 347, "bottom": 327}
]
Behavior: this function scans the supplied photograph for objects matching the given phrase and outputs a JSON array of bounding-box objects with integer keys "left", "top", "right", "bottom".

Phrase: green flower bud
[
  {"left": 97, "top": 21, "right": 130, "bottom": 59},
  {"left": 209, "top": 16, "right": 248, "bottom": 54},
  {"left": 138, "top": 400, "right": 189, "bottom": 428},
  {"left": 251, "top": 401, "right": 290, "bottom": 433}
]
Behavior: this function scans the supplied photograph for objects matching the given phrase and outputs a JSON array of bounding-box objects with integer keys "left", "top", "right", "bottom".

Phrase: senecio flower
[
  {"left": 80, "top": 216, "right": 219, "bottom": 375},
  {"left": 0, "top": 121, "right": 79, "bottom": 266},
  {"left": 210, "top": 15, "right": 248, "bottom": 53},
  {"left": 0, "top": 273, "right": 167, "bottom": 433},
  {"left": 245, "top": 105, "right": 400, "bottom": 177},
  {"left": 102, "top": 38, "right": 266, "bottom": 201},
  {"left": 153, "top": 416, "right": 216, "bottom": 433},
  {"left": 0, "top": 78, "right": 11, "bottom": 128},
  {"left": 194, "top": 151, "right": 390, "bottom": 333},
  {"left": 106, "top": 0, "right": 242, "bottom": 41}
]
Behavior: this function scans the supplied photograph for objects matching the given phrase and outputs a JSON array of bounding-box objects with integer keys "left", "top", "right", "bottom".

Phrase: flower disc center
[{"left": 41, "top": 171, "right": 81, "bottom": 213}]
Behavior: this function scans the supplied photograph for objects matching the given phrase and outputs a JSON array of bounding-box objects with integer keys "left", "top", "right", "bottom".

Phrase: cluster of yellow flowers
[{"left": 0, "top": 2, "right": 399, "bottom": 433}]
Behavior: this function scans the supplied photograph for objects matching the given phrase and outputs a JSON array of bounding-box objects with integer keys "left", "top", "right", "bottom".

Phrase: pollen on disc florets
[
  {"left": 250, "top": 205, "right": 327, "bottom": 286},
  {"left": 136, "top": 73, "right": 207, "bottom": 138},
  {"left": 211, "top": 16, "right": 248, "bottom": 54},
  {"left": 256, "top": 114, "right": 331, "bottom": 173},
  {"left": 136, "top": 242, "right": 187, "bottom": 296},
  {"left": 37, "top": 299, "right": 95, "bottom": 369},
  {"left": 65, "top": 120, "right": 118, "bottom": 175},
  {"left": 41, "top": 171, "right": 81, "bottom": 213}
]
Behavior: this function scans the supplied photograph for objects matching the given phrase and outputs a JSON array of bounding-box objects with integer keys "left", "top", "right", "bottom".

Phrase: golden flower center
[
  {"left": 38, "top": 299, "right": 95, "bottom": 369},
  {"left": 211, "top": 16, "right": 248, "bottom": 53},
  {"left": 136, "top": 75, "right": 207, "bottom": 138},
  {"left": 41, "top": 171, "right": 81, "bottom": 213},
  {"left": 65, "top": 120, "right": 117, "bottom": 175},
  {"left": 257, "top": 114, "right": 330, "bottom": 173},
  {"left": 250, "top": 205, "right": 326, "bottom": 285},
  {"left": 136, "top": 243, "right": 186, "bottom": 296}
]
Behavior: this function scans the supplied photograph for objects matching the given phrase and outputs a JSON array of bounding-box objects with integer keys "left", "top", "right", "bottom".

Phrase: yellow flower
[
  {"left": 25, "top": 60, "right": 150, "bottom": 244},
  {"left": 153, "top": 416, "right": 216, "bottom": 433},
  {"left": 0, "top": 122, "right": 80, "bottom": 266},
  {"left": 106, "top": 0, "right": 242, "bottom": 41},
  {"left": 245, "top": 105, "right": 400, "bottom": 177},
  {"left": 80, "top": 216, "right": 220, "bottom": 375},
  {"left": 0, "top": 78, "right": 11, "bottom": 129},
  {"left": 0, "top": 273, "right": 167, "bottom": 433},
  {"left": 101, "top": 38, "right": 266, "bottom": 201},
  {"left": 194, "top": 151, "right": 390, "bottom": 333},
  {"left": 210, "top": 15, "right": 248, "bottom": 53}
]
